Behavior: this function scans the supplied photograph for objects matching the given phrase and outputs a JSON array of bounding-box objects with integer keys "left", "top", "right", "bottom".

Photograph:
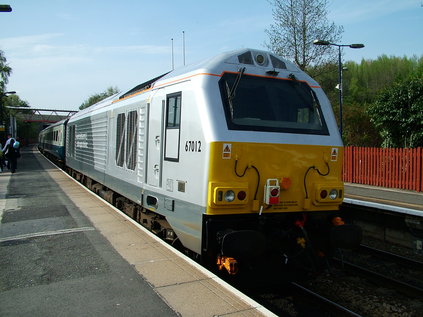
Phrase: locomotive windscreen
[{"left": 219, "top": 73, "right": 329, "bottom": 135}]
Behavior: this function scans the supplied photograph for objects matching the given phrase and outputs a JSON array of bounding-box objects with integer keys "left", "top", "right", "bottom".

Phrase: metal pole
[
  {"left": 171, "top": 38, "right": 174, "bottom": 70},
  {"left": 182, "top": 31, "right": 186, "bottom": 66},
  {"left": 313, "top": 40, "right": 364, "bottom": 138},
  {"left": 337, "top": 45, "right": 343, "bottom": 137},
  {"left": 9, "top": 113, "right": 16, "bottom": 137}
]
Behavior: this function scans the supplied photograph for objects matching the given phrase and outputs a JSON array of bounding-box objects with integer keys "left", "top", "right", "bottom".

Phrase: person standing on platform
[
  {"left": 2, "top": 134, "right": 13, "bottom": 149},
  {"left": 2, "top": 135, "right": 18, "bottom": 173},
  {"left": 1, "top": 135, "right": 13, "bottom": 170}
]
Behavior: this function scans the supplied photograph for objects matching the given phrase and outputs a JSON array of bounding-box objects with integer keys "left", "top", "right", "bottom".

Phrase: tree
[
  {"left": 368, "top": 73, "right": 423, "bottom": 148},
  {"left": 80, "top": 86, "right": 120, "bottom": 110},
  {"left": 0, "top": 49, "right": 12, "bottom": 92},
  {"left": 265, "top": 0, "right": 343, "bottom": 70},
  {"left": 309, "top": 55, "right": 422, "bottom": 146},
  {"left": 343, "top": 104, "right": 382, "bottom": 147},
  {"left": 344, "top": 56, "right": 420, "bottom": 105}
]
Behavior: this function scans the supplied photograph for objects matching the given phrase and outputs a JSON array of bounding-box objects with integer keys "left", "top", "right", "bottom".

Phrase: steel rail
[
  {"left": 333, "top": 257, "right": 423, "bottom": 299},
  {"left": 290, "top": 282, "right": 362, "bottom": 317},
  {"left": 359, "top": 244, "right": 423, "bottom": 268}
]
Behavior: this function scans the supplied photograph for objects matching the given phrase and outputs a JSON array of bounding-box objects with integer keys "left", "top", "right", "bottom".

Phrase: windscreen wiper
[
  {"left": 229, "top": 67, "right": 246, "bottom": 100},
  {"left": 226, "top": 67, "right": 246, "bottom": 119}
]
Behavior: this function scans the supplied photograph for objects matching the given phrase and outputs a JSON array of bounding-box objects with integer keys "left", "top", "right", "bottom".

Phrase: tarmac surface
[{"left": 0, "top": 148, "right": 274, "bottom": 317}]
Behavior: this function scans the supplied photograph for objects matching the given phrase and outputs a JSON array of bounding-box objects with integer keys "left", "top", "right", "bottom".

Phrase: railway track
[
  {"left": 246, "top": 243, "right": 423, "bottom": 316},
  {"left": 241, "top": 281, "right": 364, "bottom": 317},
  {"left": 289, "top": 282, "right": 362, "bottom": 317},
  {"left": 359, "top": 244, "right": 423, "bottom": 270},
  {"left": 335, "top": 244, "right": 423, "bottom": 299}
]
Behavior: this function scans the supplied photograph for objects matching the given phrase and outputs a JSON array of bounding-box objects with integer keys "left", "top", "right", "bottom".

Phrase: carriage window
[
  {"left": 125, "top": 110, "right": 138, "bottom": 170},
  {"left": 116, "top": 113, "right": 126, "bottom": 167}
]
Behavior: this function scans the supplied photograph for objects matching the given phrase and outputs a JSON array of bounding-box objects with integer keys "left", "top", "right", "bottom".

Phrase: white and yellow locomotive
[{"left": 64, "top": 49, "right": 361, "bottom": 275}]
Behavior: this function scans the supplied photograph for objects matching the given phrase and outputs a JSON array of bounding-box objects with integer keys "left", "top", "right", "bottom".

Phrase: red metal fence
[{"left": 343, "top": 147, "right": 423, "bottom": 192}]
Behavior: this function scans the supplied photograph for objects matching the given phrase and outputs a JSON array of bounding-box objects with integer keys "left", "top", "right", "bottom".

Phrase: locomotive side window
[
  {"left": 116, "top": 113, "right": 126, "bottom": 167},
  {"left": 125, "top": 110, "right": 138, "bottom": 170},
  {"left": 219, "top": 73, "right": 329, "bottom": 135},
  {"left": 166, "top": 93, "right": 181, "bottom": 128},
  {"left": 165, "top": 92, "right": 182, "bottom": 161}
]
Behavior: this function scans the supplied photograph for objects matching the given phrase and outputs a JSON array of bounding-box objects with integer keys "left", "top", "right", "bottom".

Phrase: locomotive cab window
[
  {"left": 165, "top": 92, "right": 182, "bottom": 161},
  {"left": 219, "top": 73, "right": 328, "bottom": 135}
]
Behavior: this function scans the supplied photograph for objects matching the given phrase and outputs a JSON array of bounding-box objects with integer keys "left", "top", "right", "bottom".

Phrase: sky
[{"left": 0, "top": 0, "right": 422, "bottom": 111}]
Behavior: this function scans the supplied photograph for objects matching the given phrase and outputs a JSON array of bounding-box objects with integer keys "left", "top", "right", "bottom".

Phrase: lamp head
[
  {"left": 313, "top": 39, "right": 331, "bottom": 46},
  {"left": 349, "top": 44, "right": 365, "bottom": 49}
]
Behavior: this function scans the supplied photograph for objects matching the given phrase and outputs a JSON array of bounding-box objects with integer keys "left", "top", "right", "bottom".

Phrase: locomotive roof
[
  {"left": 159, "top": 48, "right": 302, "bottom": 81},
  {"left": 71, "top": 48, "right": 311, "bottom": 119}
]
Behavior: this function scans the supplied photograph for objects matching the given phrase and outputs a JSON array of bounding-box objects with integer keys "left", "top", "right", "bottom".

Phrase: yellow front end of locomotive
[{"left": 206, "top": 142, "right": 344, "bottom": 215}]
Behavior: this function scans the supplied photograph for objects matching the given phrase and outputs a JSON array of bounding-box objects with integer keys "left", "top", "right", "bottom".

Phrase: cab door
[{"left": 146, "top": 94, "right": 164, "bottom": 187}]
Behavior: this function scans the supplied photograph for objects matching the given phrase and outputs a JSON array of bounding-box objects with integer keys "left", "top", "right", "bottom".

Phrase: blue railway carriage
[
  {"left": 38, "top": 119, "right": 68, "bottom": 163},
  {"left": 65, "top": 49, "right": 361, "bottom": 275}
]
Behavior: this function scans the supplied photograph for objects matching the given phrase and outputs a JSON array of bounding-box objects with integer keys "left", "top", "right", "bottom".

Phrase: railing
[{"left": 343, "top": 147, "right": 423, "bottom": 192}]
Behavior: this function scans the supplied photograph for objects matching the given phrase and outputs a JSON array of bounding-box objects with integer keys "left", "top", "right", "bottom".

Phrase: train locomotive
[{"left": 39, "top": 49, "right": 361, "bottom": 275}]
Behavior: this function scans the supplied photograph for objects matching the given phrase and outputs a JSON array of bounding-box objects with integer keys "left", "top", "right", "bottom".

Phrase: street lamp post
[{"left": 313, "top": 40, "right": 364, "bottom": 137}]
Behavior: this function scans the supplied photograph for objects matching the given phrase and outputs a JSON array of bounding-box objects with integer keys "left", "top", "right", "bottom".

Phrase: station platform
[
  {"left": 0, "top": 148, "right": 274, "bottom": 317},
  {"left": 344, "top": 183, "right": 423, "bottom": 214}
]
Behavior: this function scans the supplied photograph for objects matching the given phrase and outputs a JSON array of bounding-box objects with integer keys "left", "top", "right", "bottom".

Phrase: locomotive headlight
[
  {"left": 329, "top": 189, "right": 338, "bottom": 200},
  {"left": 224, "top": 190, "right": 235, "bottom": 202},
  {"left": 256, "top": 54, "right": 265, "bottom": 64},
  {"left": 314, "top": 184, "right": 343, "bottom": 204},
  {"left": 254, "top": 52, "right": 268, "bottom": 66},
  {"left": 210, "top": 183, "right": 249, "bottom": 207}
]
